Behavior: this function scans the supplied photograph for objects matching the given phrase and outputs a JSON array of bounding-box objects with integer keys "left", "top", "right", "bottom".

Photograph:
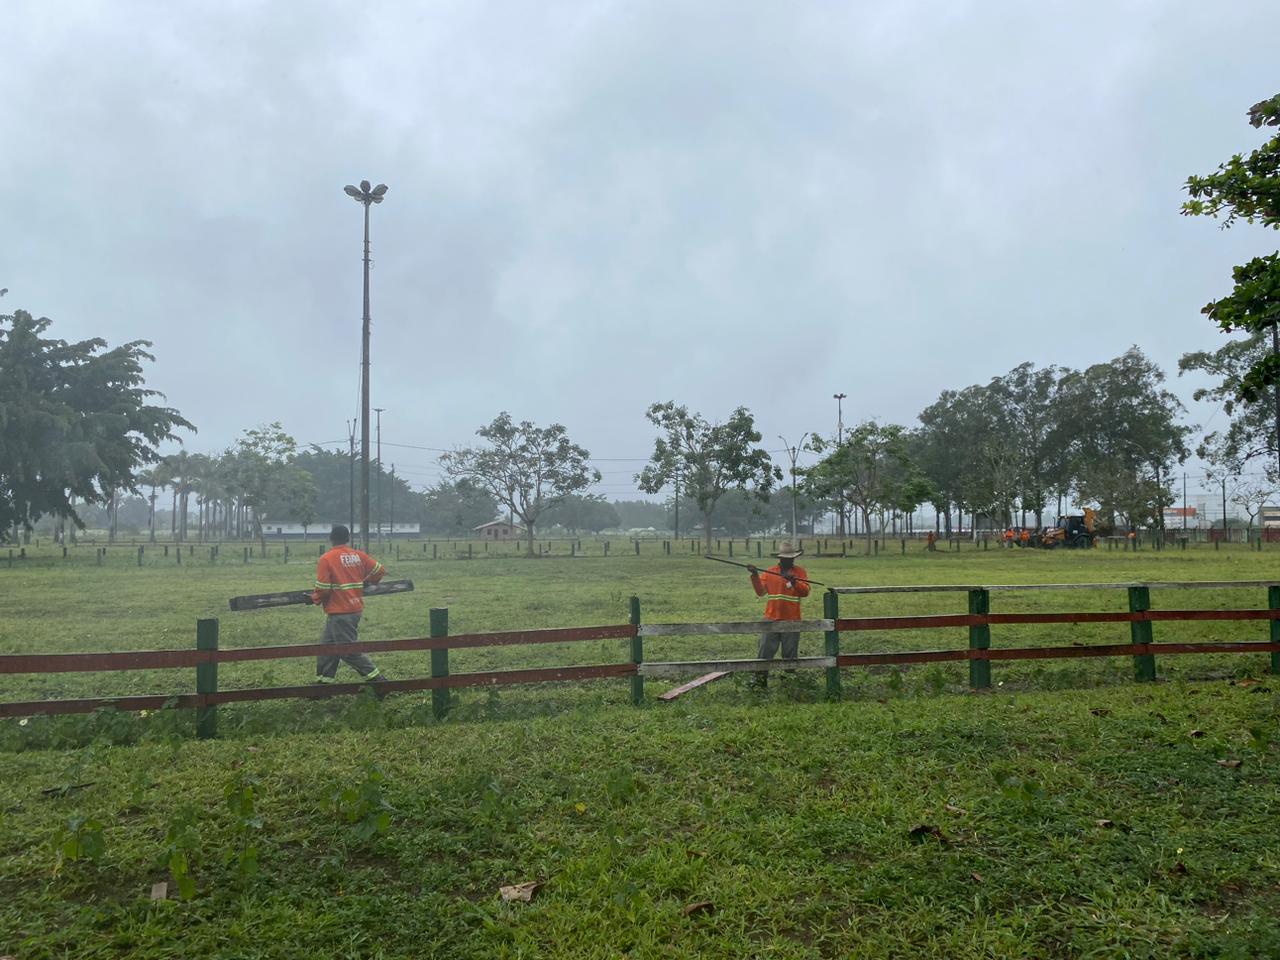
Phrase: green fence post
[
  {"left": 630, "top": 596, "right": 644, "bottom": 705},
  {"left": 824, "top": 590, "right": 842, "bottom": 701},
  {"left": 195, "top": 618, "right": 219, "bottom": 739},
  {"left": 968, "top": 589, "right": 991, "bottom": 689},
  {"left": 430, "top": 607, "right": 449, "bottom": 719},
  {"left": 1269, "top": 586, "right": 1280, "bottom": 676},
  {"left": 1130, "top": 585, "right": 1156, "bottom": 682}
]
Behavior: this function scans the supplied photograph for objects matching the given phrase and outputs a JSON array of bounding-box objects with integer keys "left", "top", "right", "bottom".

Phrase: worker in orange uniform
[
  {"left": 1003, "top": 527, "right": 1015, "bottom": 549},
  {"left": 1020, "top": 528, "right": 1032, "bottom": 547},
  {"left": 310, "top": 524, "right": 389, "bottom": 688},
  {"left": 926, "top": 530, "right": 937, "bottom": 552},
  {"left": 745, "top": 541, "right": 811, "bottom": 688}
]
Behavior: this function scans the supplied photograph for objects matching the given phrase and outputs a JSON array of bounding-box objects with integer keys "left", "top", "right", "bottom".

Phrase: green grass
[
  {"left": 2, "top": 541, "right": 1280, "bottom": 956},
  {"left": 3, "top": 683, "right": 1278, "bottom": 958}
]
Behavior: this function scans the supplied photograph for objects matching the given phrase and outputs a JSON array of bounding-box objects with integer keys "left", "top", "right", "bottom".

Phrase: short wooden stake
[
  {"left": 195, "top": 618, "right": 219, "bottom": 739},
  {"left": 824, "top": 590, "right": 842, "bottom": 701},
  {"left": 630, "top": 596, "right": 644, "bottom": 704},
  {"left": 1130, "top": 585, "right": 1156, "bottom": 682},
  {"left": 634, "top": 539, "right": 640, "bottom": 556},
  {"left": 137, "top": 546, "right": 143, "bottom": 567}
]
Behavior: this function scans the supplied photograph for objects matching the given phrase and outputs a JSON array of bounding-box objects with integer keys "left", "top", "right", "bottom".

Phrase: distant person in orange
[
  {"left": 745, "top": 541, "right": 811, "bottom": 688},
  {"left": 926, "top": 530, "right": 937, "bottom": 552},
  {"left": 1020, "top": 528, "right": 1032, "bottom": 547},
  {"left": 1004, "top": 528, "right": 1015, "bottom": 548},
  {"left": 310, "top": 524, "right": 389, "bottom": 687}
]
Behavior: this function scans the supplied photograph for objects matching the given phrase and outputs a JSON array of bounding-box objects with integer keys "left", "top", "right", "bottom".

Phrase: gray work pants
[
  {"left": 317, "top": 613, "right": 378, "bottom": 679},
  {"left": 754, "top": 629, "right": 799, "bottom": 684}
]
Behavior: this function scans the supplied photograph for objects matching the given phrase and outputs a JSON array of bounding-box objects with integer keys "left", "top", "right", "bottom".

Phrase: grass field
[{"left": 2, "top": 542, "right": 1279, "bottom": 957}]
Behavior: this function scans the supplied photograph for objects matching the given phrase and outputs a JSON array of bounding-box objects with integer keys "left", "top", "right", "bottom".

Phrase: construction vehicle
[{"left": 1036, "top": 508, "right": 1100, "bottom": 549}]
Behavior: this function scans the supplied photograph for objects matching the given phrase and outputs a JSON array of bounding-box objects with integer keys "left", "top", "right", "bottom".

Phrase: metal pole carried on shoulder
[{"left": 702, "top": 555, "right": 825, "bottom": 587}]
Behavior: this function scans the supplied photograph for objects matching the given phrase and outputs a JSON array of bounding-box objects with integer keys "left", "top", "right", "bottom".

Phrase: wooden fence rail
[{"left": 3, "top": 581, "right": 1280, "bottom": 735}]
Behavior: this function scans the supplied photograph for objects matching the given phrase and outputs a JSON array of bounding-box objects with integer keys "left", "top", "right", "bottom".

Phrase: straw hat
[{"left": 774, "top": 541, "right": 803, "bottom": 559}]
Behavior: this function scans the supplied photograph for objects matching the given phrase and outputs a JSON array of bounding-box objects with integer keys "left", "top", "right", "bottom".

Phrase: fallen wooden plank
[
  {"left": 639, "top": 657, "right": 835, "bottom": 678},
  {"left": 229, "top": 579, "right": 414, "bottom": 611},
  {"left": 658, "top": 671, "right": 729, "bottom": 701}
]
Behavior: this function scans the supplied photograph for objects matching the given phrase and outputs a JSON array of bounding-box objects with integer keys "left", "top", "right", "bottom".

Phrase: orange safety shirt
[
  {"left": 750, "top": 565, "right": 811, "bottom": 621},
  {"left": 1020, "top": 529, "right": 1031, "bottom": 543},
  {"left": 312, "top": 546, "right": 385, "bottom": 615}
]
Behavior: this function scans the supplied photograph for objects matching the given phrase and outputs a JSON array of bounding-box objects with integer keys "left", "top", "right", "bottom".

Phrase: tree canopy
[
  {"left": 636, "top": 402, "right": 778, "bottom": 551},
  {"left": 0, "top": 308, "right": 192, "bottom": 538},
  {"left": 440, "top": 412, "right": 599, "bottom": 554},
  {"left": 1183, "top": 93, "right": 1280, "bottom": 404}
]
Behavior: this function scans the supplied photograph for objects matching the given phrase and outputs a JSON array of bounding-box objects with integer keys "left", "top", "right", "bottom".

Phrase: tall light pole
[
  {"left": 343, "top": 179, "right": 388, "bottom": 551},
  {"left": 374, "top": 407, "right": 385, "bottom": 547},
  {"left": 347, "top": 419, "right": 356, "bottom": 536},
  {"left": 779, "top": 433, "right": 810, "bottom": 540},
  {"left": 833, "top": 393, "right": 847, "bottom": 535}
]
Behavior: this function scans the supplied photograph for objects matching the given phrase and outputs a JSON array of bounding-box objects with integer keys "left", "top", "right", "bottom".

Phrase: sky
[{"left": 3, "top": 0, "right": 1279, "bottom": 502}]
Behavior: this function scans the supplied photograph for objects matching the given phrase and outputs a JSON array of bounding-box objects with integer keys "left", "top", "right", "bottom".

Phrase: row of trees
[{"left": 4, "top": 94, "right": 1275, "bottom": 551}]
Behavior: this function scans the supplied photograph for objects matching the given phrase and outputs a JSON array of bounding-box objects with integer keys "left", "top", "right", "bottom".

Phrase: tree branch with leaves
[{"left": 441, "top": 413, "right": 599, "bottom": 555}]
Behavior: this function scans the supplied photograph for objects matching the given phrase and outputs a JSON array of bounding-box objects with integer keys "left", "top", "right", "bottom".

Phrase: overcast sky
[{"left": 4, "top": 0, "right": 1278, "bottom": 499}]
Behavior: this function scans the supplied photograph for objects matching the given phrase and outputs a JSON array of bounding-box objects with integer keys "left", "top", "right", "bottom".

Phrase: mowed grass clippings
[
  {"left": 1, "top": 540, "right": 1279, "bottom": 956},
  {"left": 1, "top": 684, "right": 1278, "bottom": 958}
]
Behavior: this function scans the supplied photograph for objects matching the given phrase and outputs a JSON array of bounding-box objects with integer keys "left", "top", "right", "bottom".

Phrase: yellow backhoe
[{"left": 1036, "top": 508, "right": 1100, "bottom": 549}]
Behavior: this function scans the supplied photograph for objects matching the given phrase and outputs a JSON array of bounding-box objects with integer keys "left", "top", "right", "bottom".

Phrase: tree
[
  {"left": 420, "top": 480, "right": 498, "bottom": 536},
  {"left": 440, "top": 413, "right": 600, "bottom": 555},
  {"left": 1228, "top": 477, "right": 1277, "bottom": 532},
  {"left": 806, "top": 421, "right": 921, "bottom": 552},
  {"left": 1183, "top": 94, "right": 1280, "bottom": 457},
  {"left": 229, "top": 424, "right": 314, "bottom": 549},
  {"left": 0, "top": 309, "right": 192, "bottom": 539},
  {"left": 1058, "top": 348, "right": 1192, "bottom": 528},
  {"left": 541, "top": 494, "right": 621, "bottom": 534},
  {"left": 1180, "top": 330, "right": 1279, "bottom": 480},
  {"left": 636, "top": 402, "right": 779, "bottom": 551}
]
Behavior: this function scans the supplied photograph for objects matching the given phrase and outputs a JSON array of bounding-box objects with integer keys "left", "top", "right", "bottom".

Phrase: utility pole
[
  {"left": 1223, "top": 475, "right": 1229, "bottom": 545},
  {"left": 779, "top": 433, "right": 809, "bottom": 540},
  {"left": 673, "top": 435, "right": 680, "bottom": 541},
  {"left": 374, "top": 407, "right": 385, "bottom": 547},
  {"left": 389, "top": 463, "right": 395, "bottom": 540},
  {"left": 1272, "top": 323, "right": 1280, "bottom": 480},
  {"left": 343, "top": 179, "right": 388, "bottom": 551},
  {"left": 347, "top": 419, "right": 356, "bottom": 537},
  {"left": 1182, "top": 473, "right": 1187, "bottom": 533},
  {"left": 833, "top": 393, "right": 847, "bottom": 535}
]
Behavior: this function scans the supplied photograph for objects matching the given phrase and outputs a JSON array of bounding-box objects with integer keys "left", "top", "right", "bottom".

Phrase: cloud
[{"left": 2, "top": 0, "right": 1278, "bottom": 495}]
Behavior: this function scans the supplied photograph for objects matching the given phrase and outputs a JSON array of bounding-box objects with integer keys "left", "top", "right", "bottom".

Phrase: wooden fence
[{"left": 2, "top": 581, "right": 1279, "bottom": 737}]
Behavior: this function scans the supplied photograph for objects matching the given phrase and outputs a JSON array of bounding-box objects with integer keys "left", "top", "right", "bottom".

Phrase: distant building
[
  {"left": 474, "top": 520, "right": 523, "bottom": 540},
  {"left": 260, "top": 522, "right": 420, "bottom": 539},
  {"left": 1163, "top": 506, "right": 1200, "bottom": 529},
  {"left": 1261, "top": 506, "right": 1280, "bottom": 528}
]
